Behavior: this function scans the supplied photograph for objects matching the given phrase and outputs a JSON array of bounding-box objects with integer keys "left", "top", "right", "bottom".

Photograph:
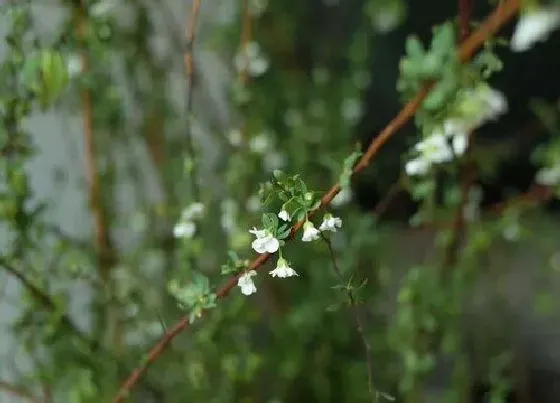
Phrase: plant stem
[{"left": 322, "top": 233, "right": 376, "bottom": 402}]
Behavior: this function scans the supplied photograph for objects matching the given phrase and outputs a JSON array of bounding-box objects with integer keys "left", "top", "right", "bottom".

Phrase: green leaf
[
  {"left": 405, "top": 35, "right": 425, "bottom": 59},
  {"left": 262, "top": 212, "right": 278, "bottom": 232},
  {"left": 39, "top": 49, "right": 69, "bottom": 109}
]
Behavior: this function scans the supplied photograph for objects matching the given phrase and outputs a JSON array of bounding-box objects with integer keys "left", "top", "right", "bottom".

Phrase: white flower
[
  {"left": 228, "top": 129, "right": 243, "bottom": 146},
  {"left": 269, "top": 257, "right": 298, "bottom": 278},
  {"left": 246, "top": 194, "right": 261, "bottom": 213},
  {"left": 331, "top": 188, "right": 353, "bottom": 207},
  {"left": 220, "top": 199, "right": 238, "bottom": 233},
  {"left": 173, "top": 221, "right": 196, "bottom": 239},
  {"left": 319, "top": 213, "right": 342, "bottom": 232},
  {"left": 511, "top": 6, "right": 560, "bottom": 52},
  {"left": 461, "top": 86, "right": 508, "bottom": 126},
  {"left": 234, "top": 42, "right": 269, "bottom": 77},
  {"left": 264, "top": 151, "right": 286, "bottom": 172},
  {"left": 238, "top": 270, "right": 257, "bottom": 295},
  {"left": 536, "top": 164, "right": 560, "bottom": 186},
  {"left": 249, "top": 227, "right": 280, "bottom": 253},
  {"left": 249, "top": 133, "right": 270, "bottom": 154},
  {"left": 341, "top": 98, "right": 363, "bottom": 122},
  {"left": 278, "top": 209, "right": 290, "bottom": 222},
  {"left": 91, "top": 0, "right": 115, "bottom": 16},
  {"left": 405, "top": 157, "right": 431, "bottom": 176},
  {"left": 302, "top": 221, "right": 321, "bottom": 242},
  {"left": 66, "top": 54, "right": 83, "bottom": 77},
  {"left": 180, "top": 202, "right": 205, "bottom": 221},
  {"left": 406, "top": 117, "right": 473, "bottom": 177}
]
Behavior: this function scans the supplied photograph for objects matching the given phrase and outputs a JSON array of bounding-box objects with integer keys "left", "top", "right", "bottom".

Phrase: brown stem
[
  {"left": 75, "top": 4, "right": 114, "bottom": 282},
  {"left": 183, "top": 0, "right": 202, "bottom": 201},
  {"left": 0, "top": 380, "right": 39, "bottom": 403},
  {"left": 112, "top": 1, "right": 522, "bottom": 400}
]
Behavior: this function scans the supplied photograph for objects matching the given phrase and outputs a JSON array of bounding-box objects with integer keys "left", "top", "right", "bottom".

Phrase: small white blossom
[
  {"left": 269, "top": 257, "right": 298, "bottom": 278},
  {"left": 406, "top": 126, "right": 468, "bottom": 177},
  {"left": 302, "top": 221, "right": 321, "bottom": 242},
  {"left": 319, "top": 213, "right": 342, "bottom": 232},
  {"left": 180, "top": 202, "right": 205, "bottom": 221},
  {"left": 331, "top": 188, "right": 353, "bottom": 207},
  {"left": 173, "top": 221, "right": 196, "bottom": 239},
  {"left": 278, "top": 209, "right": 290, "bottom": 222},
  {"left": 511, "top": 6, "right": 560, "bottom": 52},
  {"left": 91, "top": 0, "right": 116, "bottom": 16},
  {"left": 405, "top": 157, "right": 431, "bottom": 176},
  {"left": 341, "top": 98, "right": 363, "bottom": 122},
  {"left": 249, "top": 133, "right": 270, "bottom": 154},
  {"left": 238, "top": 270, "right": 257, "bottom": 295},
  {"left": 249, "top": 227, "right": 280, "bottom": 253},
  {"left": 248, "top": 0, "right": 268, "bottom": 17},
  {"left": 536, "top": 164, "right": 560, "bottom": 186},
  {"left": 234, "top": 42, "right": 269, "bottom": 77},
  {"left": 66, "top": 54, "right": 83, "bottom": 77},
  {"left": 264, "top": 151, "right": 286, "bottom": 172},
  {"left": 228, "top": 129, "right": 243, "bottom": 146},
  {"left": 221, "top": 199, "right": 238, "bottom": 233},
  {"left": 461, "top": 86, "right": 508, "bottom": 127},
  {"left": 246, "top": 194, "right": 261, "bottom": 213}
]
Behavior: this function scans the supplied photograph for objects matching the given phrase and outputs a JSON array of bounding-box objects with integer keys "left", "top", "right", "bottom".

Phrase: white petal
[
  {"left": 406, "top": 157, "right": 430, "bottom": 176},
  {"left": 511, "top": 7, "right": 560, "bottom": 52}
]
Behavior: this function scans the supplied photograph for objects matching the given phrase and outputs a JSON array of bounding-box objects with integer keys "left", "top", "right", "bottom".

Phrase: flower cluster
[
  {"left": 237, "top": 211, "right": 343, "bottom": 296},
  {"left": 406, "top": 85, "right": 507, "bottom": 176}
]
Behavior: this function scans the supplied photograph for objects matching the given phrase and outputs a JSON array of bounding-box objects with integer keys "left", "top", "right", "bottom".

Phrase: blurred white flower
[
  {"left": 66, "top": 54, "right": 83, "bottom": 77},
  {"left": 264, "top": 151, "right": 286, "bottom": 172},
  {"left": 511, "top": 6, "right": 560, "bottom": 52},
  {"left": 238, "top": 270, "right": 257, "bottom": 295},
  {"left": 173, "top": 221, "right": 196, "bottom": 239},
  {"left": 406, "top": 126, "right": 468, "bottom": 177},
  {"left": 341, "top": 98, "right": 363, "bottom": 122},
  {"left": 536, "top": 164, "right": 560, "bottom": 186},
  {"left": 249, "top": 133, "right": 270, "bottom": 154},
  {"left": 248, "top": 0, "right": 268, "bottom": 17},
  {"left": 269, "top": 257, "right": 298, "bottom": 278},
  {"left": 302, "top": 221, "right": 321, "bottom": 242},
  {"left": 319, "top": 213, "right": 342, "bottom": 232},
  {"left": 91, "top": 0, "right": 115, "bottom": 16},
  {"left": 331, "top": 188, "right": 353, "bottom": 207},
  {"left": 278, "top": 209, "right": 290, "bottom": 222},
  {"left": 180, "top": 202, "right": 205, "bottom": 221},
  {"left": 249, "top": 227, "right": 280, "bottom": 253},
  {"left": 227, "top": 128, "right": 243, "bottom": 147},
  {"left": 221, "top": 199, "right": 238, "bottom": 233},
  {"left": 246, "top": 194, "right": 261, "bottom": 213},
  {"left": 234, "top": 42, "right": 269, "bottom": 77}
]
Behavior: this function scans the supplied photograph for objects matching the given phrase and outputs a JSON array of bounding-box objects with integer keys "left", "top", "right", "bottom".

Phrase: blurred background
[{"left": 0, "top": 0, "right": 560, "bottom": 402}]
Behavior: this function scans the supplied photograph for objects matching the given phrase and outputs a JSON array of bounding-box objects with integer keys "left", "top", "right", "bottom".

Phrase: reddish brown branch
[
  {"left": 0, "top": 380, "right": 39, "bottom": 403},
  {"left": 76, "top": 4, "right": 114, "bottom": 283},
  {"left": 112, "top": 1, "right": 522, "bottom": 401}
]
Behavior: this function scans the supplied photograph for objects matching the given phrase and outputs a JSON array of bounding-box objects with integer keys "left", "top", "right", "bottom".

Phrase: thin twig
[
  {"left": 322, "top": 234, "right": 376, "bottom": 402},
  {"left": 183, "top": 0, "right": 202, "bottom": 201},
  {"left": 112, "top": 2, "right": 522, "bottom": 400},
  {"left": 0, "top": 379, "right": 39, "bottom": 403}
]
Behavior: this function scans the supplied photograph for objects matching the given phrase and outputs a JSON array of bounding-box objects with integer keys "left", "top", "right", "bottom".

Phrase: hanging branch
[
  {"left": 442, "top": 0, "right": 477, "bottom": 268},
  {"left": 75, "top": 1, "right": 115, "bottom": 283},
  {"left": 112, "top": 1, "right": 522, "bottom": 401},
  {"left": 183, "top": 0, "right": 202, "bottom": 201},
  {"left": 0, "top": 379, "right": 39, "bottom": 403}
]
